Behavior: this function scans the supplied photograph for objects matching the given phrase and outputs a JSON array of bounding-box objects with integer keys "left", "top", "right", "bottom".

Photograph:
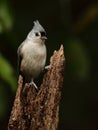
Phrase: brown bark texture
[{"left": 8, "top": 45, "right": 65, "bottom": 130}]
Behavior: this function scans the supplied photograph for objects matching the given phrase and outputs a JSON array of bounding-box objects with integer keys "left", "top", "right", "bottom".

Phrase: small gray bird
[{"left": 17, "top": 20, "right": 47, "bottom": 89}]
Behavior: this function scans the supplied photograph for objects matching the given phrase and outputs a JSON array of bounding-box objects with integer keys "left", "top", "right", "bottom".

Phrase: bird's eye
[
  {"left": 35, "top": 32, "right": 39, "bottom": 36},
  {"left": 41, "top": 32, "right": 46, "bottom": 37}
]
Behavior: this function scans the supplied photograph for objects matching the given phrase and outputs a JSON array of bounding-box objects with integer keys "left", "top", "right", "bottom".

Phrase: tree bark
[{"left": 8, "top": 45, "right": 65, "bottom": 130}]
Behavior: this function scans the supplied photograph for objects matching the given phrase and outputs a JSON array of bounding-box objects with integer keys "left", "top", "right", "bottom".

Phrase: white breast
[{"left": 21, "top": 41, "right": 46, "bottom": 80}]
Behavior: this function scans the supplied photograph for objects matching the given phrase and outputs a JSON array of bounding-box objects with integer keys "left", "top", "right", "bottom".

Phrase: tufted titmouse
[{"left": 17, "top": 20, "right": 47, "bottom": 89}]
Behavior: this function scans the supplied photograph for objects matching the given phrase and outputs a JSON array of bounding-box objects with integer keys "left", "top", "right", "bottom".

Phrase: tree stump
[{"left": 8, "top": 45, "right": 65, "bottom": 130}]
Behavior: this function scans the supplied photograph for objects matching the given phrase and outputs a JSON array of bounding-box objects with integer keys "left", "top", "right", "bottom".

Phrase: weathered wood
[{"left": 8, "top": 45, "right": 65, "bottom": 130}]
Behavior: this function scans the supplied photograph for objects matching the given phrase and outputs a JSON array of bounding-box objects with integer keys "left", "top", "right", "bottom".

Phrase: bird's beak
[{"left": 41, "top": 36, "right": 47, "bottom": 40}]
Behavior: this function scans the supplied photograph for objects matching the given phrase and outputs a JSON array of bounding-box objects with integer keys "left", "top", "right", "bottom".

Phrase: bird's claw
[
  {"left": 45, "top": 65, "right": 51, "bottom": 70},
  {"left": 29, "top": 81, "right": 38, "bottom": 90}
]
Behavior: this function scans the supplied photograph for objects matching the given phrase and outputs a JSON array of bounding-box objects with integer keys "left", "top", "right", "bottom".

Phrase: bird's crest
[{"left": 33, "top": 20, "right": 46, "bottom": 33}]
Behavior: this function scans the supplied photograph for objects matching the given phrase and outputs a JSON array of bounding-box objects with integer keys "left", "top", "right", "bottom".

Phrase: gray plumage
[
  {"left": 17, "top": 20, "right": 47, "bottom": 88},
  {"left": 33, "top": 20, "right": 46, "bottom": 33}
]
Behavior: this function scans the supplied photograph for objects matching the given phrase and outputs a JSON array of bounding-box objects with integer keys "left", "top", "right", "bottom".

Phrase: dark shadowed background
[{"left": 0, "top": 0, "right": 98, "bottom": 129}]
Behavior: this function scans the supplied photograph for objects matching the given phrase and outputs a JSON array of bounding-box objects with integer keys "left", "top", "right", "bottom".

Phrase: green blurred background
[{"left": 0, "top": 0, "right": 98, "bottom": 129}]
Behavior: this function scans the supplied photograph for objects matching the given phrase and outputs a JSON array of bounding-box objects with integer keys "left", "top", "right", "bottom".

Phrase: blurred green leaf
[
  {"left": 0, "top": 84, "right": 8, "bottom": 118},
  {"left": 66, "top": 39, "right": 90, "bottom": 79},
  {"left": 0, "top": 0, "right": 14, "bottom": 33},
  {"left": 0, "top": 54, "right": 17, "bottom": 91}
]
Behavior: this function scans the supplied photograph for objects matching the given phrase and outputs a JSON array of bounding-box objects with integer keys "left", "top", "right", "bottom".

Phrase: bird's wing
[{"left": 17, "top": 43, "right": 23, "bottom": 75}]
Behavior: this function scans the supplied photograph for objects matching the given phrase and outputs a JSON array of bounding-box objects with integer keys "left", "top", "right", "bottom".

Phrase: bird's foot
[
  {"left": 29, "top": 81, "right": 38, "bottom": 90},
  {"left": 45, "top": 65, "right": 51, "bottom": 70}
]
